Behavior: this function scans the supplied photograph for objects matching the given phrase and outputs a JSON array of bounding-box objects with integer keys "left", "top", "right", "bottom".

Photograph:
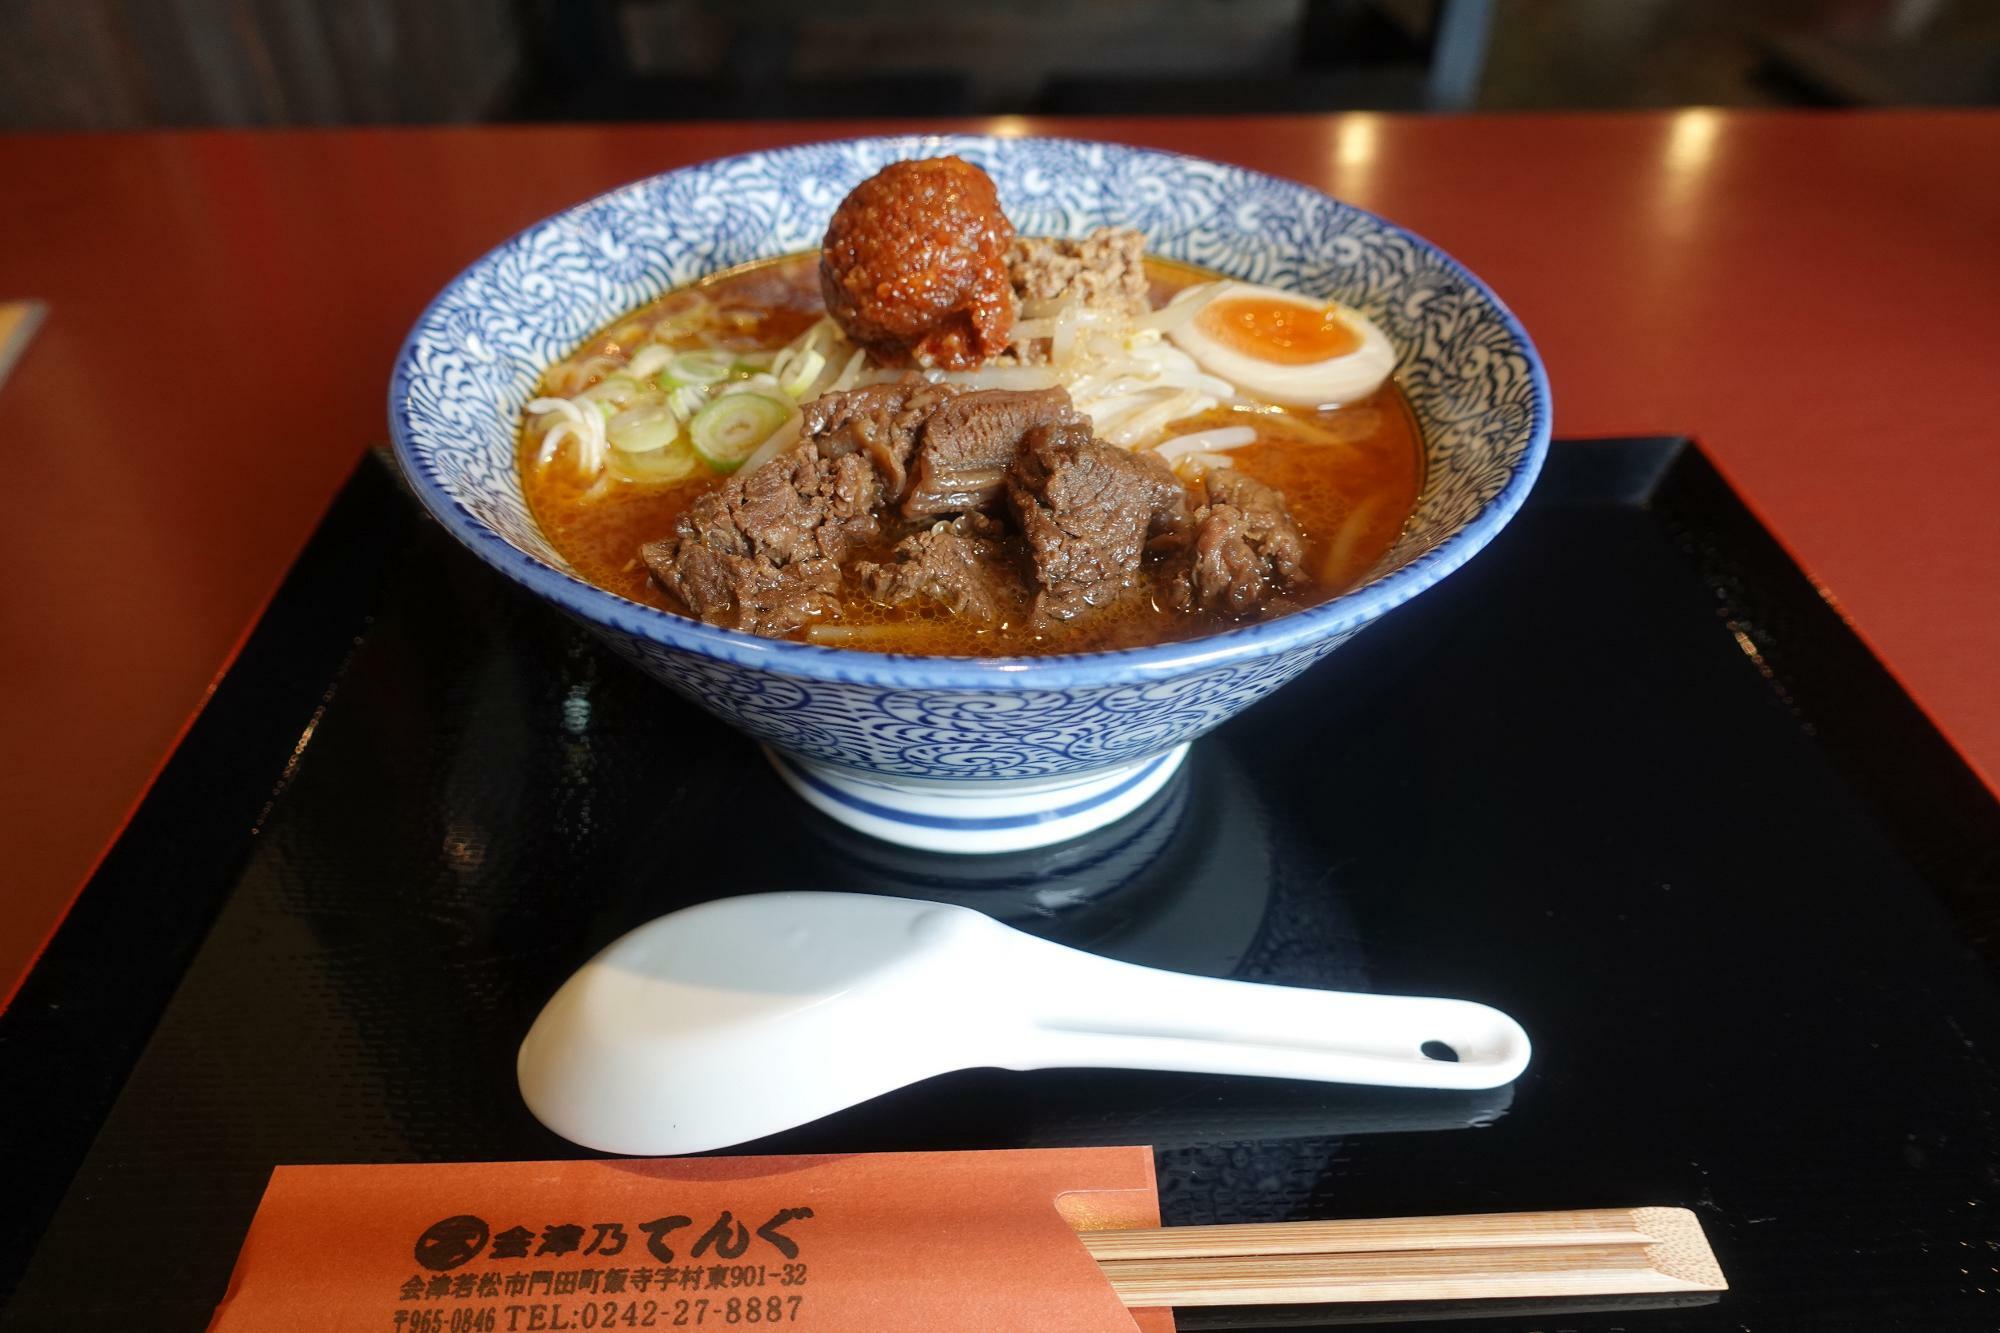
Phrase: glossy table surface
[
  {"left": 2, "top": 111, "right": 1996, "bottom": 1001},
  {"left": 9, "top": 438, "right": 1998, "bottom": 1329}
]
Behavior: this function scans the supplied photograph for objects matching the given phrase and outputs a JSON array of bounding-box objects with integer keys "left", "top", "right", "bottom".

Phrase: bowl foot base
[{"left": 762, "top": 744, "right": 1191, "bottom": 855}]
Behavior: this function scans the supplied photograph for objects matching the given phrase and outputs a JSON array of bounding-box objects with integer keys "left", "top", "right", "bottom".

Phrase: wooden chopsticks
[{"left": 1080, "top": 1207, "right": 1726, "bottom": 1308}]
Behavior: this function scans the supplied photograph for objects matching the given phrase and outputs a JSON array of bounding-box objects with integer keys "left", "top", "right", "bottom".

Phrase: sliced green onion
[
  {"left": 689, "top": 393, "right": 791, "bottom": 474},
  {"left": 723, "top": 372, "right": 784, "bottom": 399},
  {"left": 606, "top": 398, "right": 683, "bottom": 454},
  {"left": 779, "top": 347, "right": 826, "bottom": 399},
  {"left": 666, "top": 383, "right": 710, "bottom": 420},
  {"left": 588, "top": 372, "right": 648, "bottom": 405},
  {"left": 661, "top": 350, "right": 735, "bottom": 388},
  {"left": 625, "top": 345, "right": 673, "bottom": 380},
  {"left": 609, "top": 437, "right": 702, "bottom": 484}
]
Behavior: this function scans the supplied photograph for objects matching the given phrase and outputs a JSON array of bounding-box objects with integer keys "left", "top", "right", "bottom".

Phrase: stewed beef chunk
[
  {"left": 1174, "top": 468, "right": 1309, "bottom": 615},
  {"left": 1006, "top": 421, "right": 1187, "bottom": 621},
  {"left": 903, "top": 387, "right": 1082, "bottom": 519},
  {"left": 803, "top": 379, "right": 964, "bottom": 503},
  {"left": 641, "top": 443, "right": 882, "bottom": 638},
  {"left": 806, "top": 381, "right": 1077, "bottom": 520},
  {"left": 653, "top": 545, "right": 840, "bottom": 639},
  {"left": 857, "top": 513, "right": 1020, "bottom": 624}
]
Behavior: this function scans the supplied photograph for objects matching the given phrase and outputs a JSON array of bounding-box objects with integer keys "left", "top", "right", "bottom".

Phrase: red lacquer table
[{"left": 2, "top": 111, "right": 1995, "bottom": 999}]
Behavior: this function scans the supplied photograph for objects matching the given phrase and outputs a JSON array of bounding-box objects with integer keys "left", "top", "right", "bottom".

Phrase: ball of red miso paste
[{"left": 820, "top": 156, "right": 1017, "bottom": 370}]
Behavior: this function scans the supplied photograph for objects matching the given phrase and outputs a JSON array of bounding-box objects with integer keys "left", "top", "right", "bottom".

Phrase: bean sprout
[
  {"left": 1171, "top": 452, "right": 1238, "bottom": 479},
  {"left": 1132, "top": 281, "right": 1228, "bottom": 333},
  {"left": 626, "top": 345, "right": 673, "bottom": 380},
  {"left": 826, "top": 348, "right": 868, "bottom": 394},
  {"left": 736, "top": 412, "right": 805, "bottom": 476},
  {"left": 1151, "top": 426, "right": 1258, "bottom": 464}
]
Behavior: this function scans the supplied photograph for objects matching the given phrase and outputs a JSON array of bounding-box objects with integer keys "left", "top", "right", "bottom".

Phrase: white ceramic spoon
[{"left": 518, "top": 892, "right": 1532, "bottom": 1155}]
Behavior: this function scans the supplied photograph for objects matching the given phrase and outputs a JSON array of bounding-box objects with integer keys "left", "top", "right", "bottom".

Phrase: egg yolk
[{"left": 1198, "top": 296, "right": 1360, "bottom": 365}]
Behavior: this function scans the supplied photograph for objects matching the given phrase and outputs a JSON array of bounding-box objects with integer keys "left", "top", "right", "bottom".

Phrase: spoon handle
[{"left": 1005, "top": 946, "right": 1530, "bottom": 1091}]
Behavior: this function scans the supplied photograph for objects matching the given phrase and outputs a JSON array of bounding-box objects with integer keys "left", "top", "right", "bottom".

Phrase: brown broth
[{"left": 519, "top": 253, "right": 1424, "bottom": 656}]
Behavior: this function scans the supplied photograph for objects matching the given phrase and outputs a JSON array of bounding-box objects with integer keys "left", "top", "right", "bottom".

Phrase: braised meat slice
[
  {"left": 1006, "top": 421, "right": 1187, "bottom": 621},
  {"left": 1006, "top": 227, "right": 1151, "bottom": 316},
  {"left": 641, "top": 444, "right": 882, "bottom": 637},
  {"left": 803, "top": 379, "right": 963, "bottom": 503},
  {"left": 1175, "top": 469, "right": 1309, "bottom": 615},
  {"left": 857, "top": 514, "right": 1019, "bottom": 624},
  {"left": 903, "top": 387, "right": 1082, "bottom": 519}
]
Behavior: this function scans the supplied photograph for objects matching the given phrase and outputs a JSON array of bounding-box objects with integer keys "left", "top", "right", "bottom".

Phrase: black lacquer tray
[{"left": 5, "top": 438, "right": 1999, "bottom": 1331}]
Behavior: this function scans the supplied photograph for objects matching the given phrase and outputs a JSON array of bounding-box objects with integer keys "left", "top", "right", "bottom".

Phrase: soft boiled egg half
[{"left": 1167, "top": 282, "right": 1396, "bottom": 408}]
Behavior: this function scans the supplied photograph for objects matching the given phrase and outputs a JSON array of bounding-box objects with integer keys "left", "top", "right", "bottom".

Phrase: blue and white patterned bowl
[{"left": 389, "top": 135, "right": 1550, "bottom": 853}]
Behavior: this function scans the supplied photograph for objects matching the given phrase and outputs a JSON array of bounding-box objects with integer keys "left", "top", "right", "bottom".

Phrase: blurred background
[{"left": 1, "top": 0, "right": 1995, "bottom": 130}]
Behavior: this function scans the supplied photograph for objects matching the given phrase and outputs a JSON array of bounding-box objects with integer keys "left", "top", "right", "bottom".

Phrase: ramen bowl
[{"left": 390, "top": 135, "right": 1550, "bottom": 854}]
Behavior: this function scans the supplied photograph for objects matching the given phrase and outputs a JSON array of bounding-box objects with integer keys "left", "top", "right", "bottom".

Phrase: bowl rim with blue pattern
[{"left": 389, "top": 134, "right": 1551, "bottom": 692}]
